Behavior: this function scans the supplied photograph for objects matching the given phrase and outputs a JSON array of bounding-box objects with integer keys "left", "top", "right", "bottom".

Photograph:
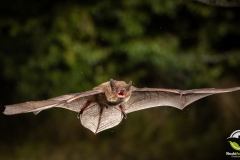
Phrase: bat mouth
[{"left": 117, "top": 90, "right": 125, "bottom": 98}]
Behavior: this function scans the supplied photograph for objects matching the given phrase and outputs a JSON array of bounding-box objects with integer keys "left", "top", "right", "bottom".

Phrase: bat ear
[
  {"left": 109, "top": 79, "right": 117, "bottom": 91},
  {"left": 127, "top": 80, "right": 132, "bottom": 90}
]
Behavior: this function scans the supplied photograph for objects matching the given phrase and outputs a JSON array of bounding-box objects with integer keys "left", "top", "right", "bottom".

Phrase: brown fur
[{"left": 93, "top": 80, "right": 136, "bottom": 104}]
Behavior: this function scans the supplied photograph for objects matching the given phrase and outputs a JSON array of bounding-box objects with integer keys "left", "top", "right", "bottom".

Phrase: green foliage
[{"left": 1, "top": 0, "right": 240, "bottom": 159}]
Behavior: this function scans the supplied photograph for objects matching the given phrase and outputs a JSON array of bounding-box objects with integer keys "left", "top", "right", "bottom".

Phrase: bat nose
[{"left": 118, "top": 88, "right": 125, "bottom": 92}]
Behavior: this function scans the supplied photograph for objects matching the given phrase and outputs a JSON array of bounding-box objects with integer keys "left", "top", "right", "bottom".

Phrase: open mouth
[{"left": 117, "top": 90, "right": 125, "bottom": 98}]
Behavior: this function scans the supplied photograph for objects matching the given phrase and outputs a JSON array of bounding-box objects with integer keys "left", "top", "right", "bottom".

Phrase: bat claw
[
  {"left": 77, "top": 101, "right": 92, "bottom": 119},
  {"left": 123, "top": 111, "right": 127, "bottom": 119},
  {"left": 77, "top": 110, "right": 82, "bottom": 119}
]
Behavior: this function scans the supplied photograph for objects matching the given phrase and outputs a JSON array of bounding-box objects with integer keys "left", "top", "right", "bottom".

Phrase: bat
[
  {"left": 3, "top": 79, "right": 240, "bottom": 134},
  {"left": 193, "top": 0, "right": 240, "bottom": 7}
]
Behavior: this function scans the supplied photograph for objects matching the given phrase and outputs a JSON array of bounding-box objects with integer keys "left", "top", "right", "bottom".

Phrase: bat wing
[
  {"left": 123, "top": 87, "right": 240, "bottom": 114},
  {"left": 80, "top": 103, "right": 123, "bottom": 133},
  {"left": 194, "top": 0, "right": 240, "bottom": 7},
  {"left": 3, "top": 90, "right": 103, "bottom": 115}
]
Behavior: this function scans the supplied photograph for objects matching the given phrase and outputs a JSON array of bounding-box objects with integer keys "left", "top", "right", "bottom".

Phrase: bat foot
[
  {"left": 123, "top": 111, "right": 127, "bottom": 119},
  {"left": 77, "top": 101, "right": 92, "bottom": 119},
  {"left": 77, "top": 110, "right": 83, "bottom": 119},
  {"left": 119, "top": 105, "right": 127, "bottom": 119}
]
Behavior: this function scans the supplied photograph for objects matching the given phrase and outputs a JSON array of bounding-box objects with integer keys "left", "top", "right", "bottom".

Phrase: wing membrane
[
  {"left": 194, "top": 0, "right": 240, "bottom": 7},
  {"left": 123, "top": 87, "right": 240, "bottom": 114},
  {"left": 80, "top": 103, "right": 122, "bottom": 133},
  {"left": 3, "top": 90, "right": 102, "bottom": 115}
]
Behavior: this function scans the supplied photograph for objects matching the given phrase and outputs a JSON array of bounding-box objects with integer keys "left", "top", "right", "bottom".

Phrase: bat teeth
[
  {"left": 118, "top": 90, "right": 125, "bottom": 94},
  {"left": 117, "top": 90, "right": 125, "bottom": 98}
]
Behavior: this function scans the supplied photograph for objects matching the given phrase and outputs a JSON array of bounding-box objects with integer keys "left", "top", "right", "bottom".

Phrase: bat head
[{"left": 105, "top": 79, "right": 133, "bottom": 103}]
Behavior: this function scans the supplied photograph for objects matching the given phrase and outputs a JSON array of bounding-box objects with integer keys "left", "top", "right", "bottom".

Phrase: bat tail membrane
[{"left": 3, "top": 100, "right": 60, "bottom": 115}]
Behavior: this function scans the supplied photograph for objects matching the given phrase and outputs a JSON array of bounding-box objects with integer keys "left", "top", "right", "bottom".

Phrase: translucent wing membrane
[
  {"left": 123, "top": 87, "right": 240, "bottom": 114},
  {"left": 80, "top": 103, "right": 123, "bottom": 133},
  {"left": 3, "top": 85, "right": 240, "bottom": 134},
  {"left": 123, "top": 91, "right": 211, "bottom": 113},
  {"left": 194, "top": 0, "right": 240, "bottom": 7},
  {"left": 3, "top": 90, "right": 102, "bottom": 115}
]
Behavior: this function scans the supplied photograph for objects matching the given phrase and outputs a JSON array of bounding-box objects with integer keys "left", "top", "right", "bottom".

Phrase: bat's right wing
[
  {"left": 123, "top": 87, "right": 240, "bottom": 114},
  {"left": 193, "top": 0, "right": 240, "bottom": 7},
  {"left": 3, "top": 90, "right": 103, "bottom": 115}
]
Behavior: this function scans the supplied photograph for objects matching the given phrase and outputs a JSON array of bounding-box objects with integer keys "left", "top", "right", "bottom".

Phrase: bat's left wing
[
  {"left": 3, "top": 90, "right": 103, "bottom": 115},
  {"left": 123, "top": 87, "right": 240, "bottom": 114}
]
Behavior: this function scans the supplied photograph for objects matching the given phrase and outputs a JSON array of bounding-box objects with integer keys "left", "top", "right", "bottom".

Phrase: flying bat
[
  {"left": 3, "top": 79, "right": 240, "bottom": 134},
  {"left": 193, "top": 0, "right": 240, "bottom": 7}
]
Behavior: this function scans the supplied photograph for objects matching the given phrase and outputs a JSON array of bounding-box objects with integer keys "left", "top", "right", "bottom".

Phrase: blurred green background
[{"left": 1, "top": 0, "right": 240, "bottom": 159}]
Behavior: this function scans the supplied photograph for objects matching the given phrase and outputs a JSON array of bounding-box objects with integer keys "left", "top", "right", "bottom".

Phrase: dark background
[{"left": 1, "top": 0, "right": 240, "bottom": 159}]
